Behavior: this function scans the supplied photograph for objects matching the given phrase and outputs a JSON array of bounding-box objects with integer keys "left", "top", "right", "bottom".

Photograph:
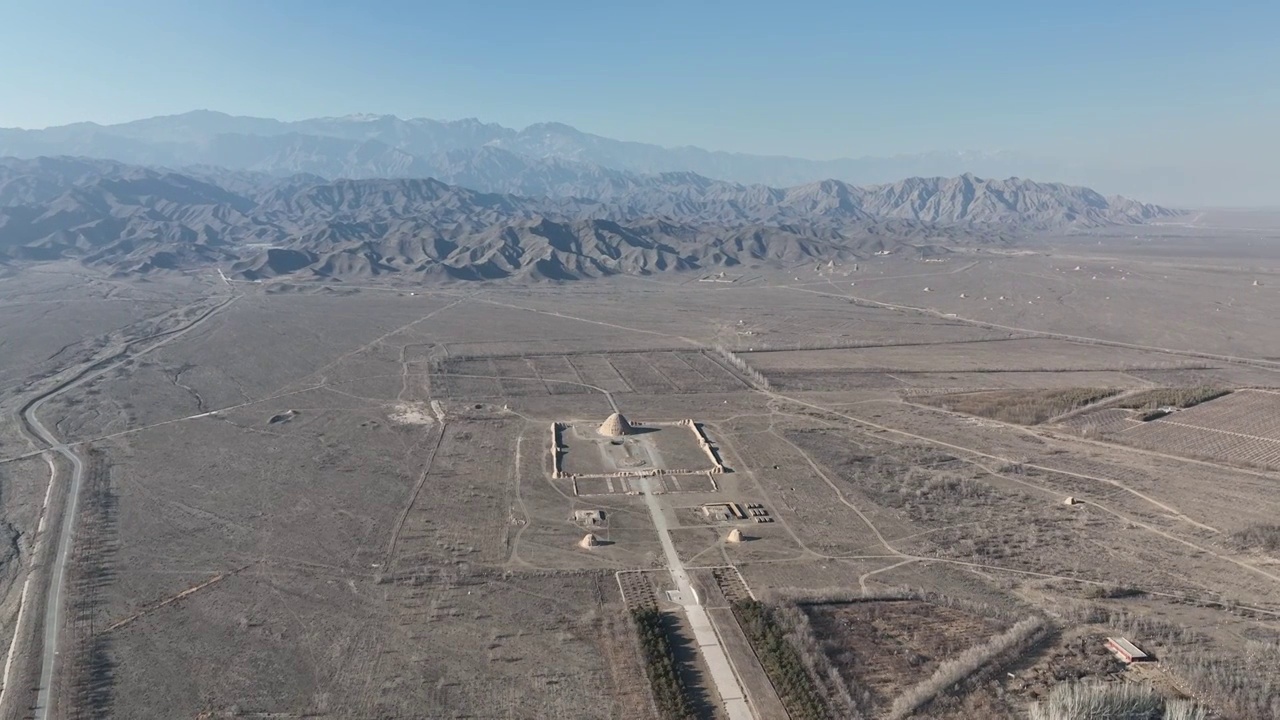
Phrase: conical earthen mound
[
  {"left": 579, "top": 533, "right": 600, "bottom": 549},
  {"left": 727, "top": 528, "right": 744, "bottom": 543},
  {"left": 598, "top": 412, "right": 634, "bottom": 437}
]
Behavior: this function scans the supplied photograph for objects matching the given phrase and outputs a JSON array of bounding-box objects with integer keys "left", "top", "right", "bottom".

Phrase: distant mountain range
[
  {"left": 0, "top": 156, "right": 1176, "bottom": 282},
  {"left": 0, "top": 110, "right": 1134, "bottom": 193}
]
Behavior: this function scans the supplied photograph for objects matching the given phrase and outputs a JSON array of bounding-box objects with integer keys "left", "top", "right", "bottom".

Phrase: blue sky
[{"left": 1, "top": 0, "right": 1276, "bottom": 169}]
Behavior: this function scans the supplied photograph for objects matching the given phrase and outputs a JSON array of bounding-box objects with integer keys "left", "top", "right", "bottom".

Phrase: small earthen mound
[
  {"left": 268, "top": 409, "right": 300, "bottom": 425},
  {"left": 579, "top": 533, "right": 600, "bottom": 549},
  {"left": 1064, "top": 496, "right": 1078, "bottom": 506},
  {"left": 598, "top": 412, "right": 634, "bottom": 437},
  {"left": 727, "top": 528, "right": 744, "bottom": 543}
]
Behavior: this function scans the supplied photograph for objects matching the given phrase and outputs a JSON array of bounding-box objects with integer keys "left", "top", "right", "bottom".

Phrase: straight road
[{"left": 638, "top": 477, "right": 755, "bottom": 720}]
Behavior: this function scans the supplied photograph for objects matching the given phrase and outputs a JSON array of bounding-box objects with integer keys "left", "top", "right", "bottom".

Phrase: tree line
[{"left": 631, "top": 608, "right": 696, "bottom": 720}]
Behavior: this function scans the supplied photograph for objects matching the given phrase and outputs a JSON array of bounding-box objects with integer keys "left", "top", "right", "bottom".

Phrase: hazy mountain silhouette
[
  {"left": 0, "top": 156, "right": 1175, "bottom": 281},
  {"left": 0, "top": 111, "right": 1108, "bottom": 191}
]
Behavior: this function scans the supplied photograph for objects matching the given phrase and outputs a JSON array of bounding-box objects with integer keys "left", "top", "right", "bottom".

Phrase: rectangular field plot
[
  {"left": 1120, "top": 390, "right": 1280, "bottom": 468},
  {"left": 804, "top": 599, "right": 1006, "bottom": 712},
  {"left": 527, "top": 355, "right": 592, "bottom": 395},
  {"left": 605, "top": 354, "right": 677, "bottom": 392},
  {"left": 743, "top": 338, "right": 1204, "bottom": 374},
  {"left": 1057, "top": 408, "right": 1141, "bottom": 434},
  {"left": 429, "top": 358, "right": 505, "bottom": 397},
  {"left": 768, "top": 369, "right": 1148, "bottom": 394},
  {"left": 432, "top": 350, "right": 745, "bottom": 398},
  {"left": 390, "top": 419, "right": 521, "bottom": 572},
  {"left": 565, "top": 355, "right": 633, "bottom": 393}
]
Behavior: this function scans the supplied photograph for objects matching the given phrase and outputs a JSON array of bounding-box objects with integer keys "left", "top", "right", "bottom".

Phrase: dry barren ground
[{"left": 1, "top": 233, "right": 1279, "bottom": 718}]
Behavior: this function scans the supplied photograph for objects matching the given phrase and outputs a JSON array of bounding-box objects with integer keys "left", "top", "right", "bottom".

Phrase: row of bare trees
[
  {"left": 1060, "top": 604, "right": 1280, "bottom": 719},
  {"left": 1029, "top": 681, "right": 1207, "bottom": 720},
  {"left": 710, "top": 346, "right": 771, "bottom": 390},
  {"left": 886, "top": 616, "right": 1046, "bottom": 719},
  {"left": 64, "top": 448, "right": 117, "bottom": 719}
]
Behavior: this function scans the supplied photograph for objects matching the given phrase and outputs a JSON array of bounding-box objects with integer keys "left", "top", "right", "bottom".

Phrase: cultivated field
[
  {"left": 1115, "top": 389, "right": 1280, "bottom": 469},
  {"left": 432, "top": 350, "right": 748, "bottom": 398}
]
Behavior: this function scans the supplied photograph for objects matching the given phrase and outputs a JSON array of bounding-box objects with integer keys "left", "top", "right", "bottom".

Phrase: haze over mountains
[
  {"left": 0, "top": 151, "right": 1176, "bottom": 282},
  {"left": 0, "top": 110, "right": 1178, "bottom": 200}
]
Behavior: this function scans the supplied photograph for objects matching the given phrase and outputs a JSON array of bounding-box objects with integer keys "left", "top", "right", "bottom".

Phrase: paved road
[
  {"left": 638, "top": 477, "right": 755, "bottom": 720},
  {"left": 26, "top": 394, "right": 84, "bottom": 720},
  {"left": 0, "top": 295, "right": 237, "bottom": 720}
]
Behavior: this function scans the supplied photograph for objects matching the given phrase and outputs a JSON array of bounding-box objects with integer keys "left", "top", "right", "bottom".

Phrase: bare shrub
[
  {"left": 1164, "top": 700, "right": 1212, "bottom": 720},
  {"left": 773, "top": 603, "right": 864, "bottom": 718},
  {"left": 1112, "top": 387, "right": 1230, "bottom": 410},
  {"left": 886, "top": 616, "right": 1046, "bottom": 719},
  {"left": 1054, "top": 603, "right": 1280, "bottom": 718},
  {"left": 1231, "top": 524, "right": 1280, "bottom": 553},
  {"left": 1079, "top": 583, "right": 1143, "bottom": 600},
  {"left": 788, "top": 585, "right": 1030, "bottom": 623},
  {"left": 916, "top": 388, "right": 1121, "bottom": 425},
  {"left": 1028, "top": 680, "right": 1207, "bottom": 720}
]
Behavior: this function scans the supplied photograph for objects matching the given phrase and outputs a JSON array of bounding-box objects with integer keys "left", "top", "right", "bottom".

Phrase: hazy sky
[{"left": 1, "top": 0, "right": 1277, "bottom": 193}]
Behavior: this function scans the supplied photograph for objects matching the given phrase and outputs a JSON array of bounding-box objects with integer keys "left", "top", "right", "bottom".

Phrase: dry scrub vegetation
[
  {"left": 786, "top": 435, "right": 1086, "bottom": 573},
  {"left": 775, "top": 589, "right": 1277, "bottom": 718},
  {"left": 1111, "top": 387, "right": 1231, "bottom": 410},
  {"left": 1060, "top": 604, "right": 1280, "bottom": 719},
  {"left": 917, "top": 388, "right": 1120, "bottom": 425},
  {"left": 741, "top": 589, "right": 1050, "bottom": 719},
  {"left": 1029, "top": 682, "right": 1207, "bottom": 720},
  {"left": 1229, "top": 524, "right": 1280, "bottom": 553},
  {"left": 731, "top": 600, "right": 840, "bottom": 720},
  {"left": 887, "top": 615, "right": 1046, "bottom": 719}
]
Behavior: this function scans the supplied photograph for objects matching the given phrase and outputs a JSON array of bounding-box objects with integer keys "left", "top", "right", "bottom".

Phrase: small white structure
[
  {"left": 578, "top": 533, "right": 601, "bottom": 549},
  {"left": 1105, "top": 637, "right": 1149, "bottom": 664}
]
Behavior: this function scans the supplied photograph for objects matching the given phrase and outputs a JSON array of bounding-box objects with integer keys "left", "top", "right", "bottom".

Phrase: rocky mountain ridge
[{"left": 0, "top": 156, "right": 1175, "bottom": 282}]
